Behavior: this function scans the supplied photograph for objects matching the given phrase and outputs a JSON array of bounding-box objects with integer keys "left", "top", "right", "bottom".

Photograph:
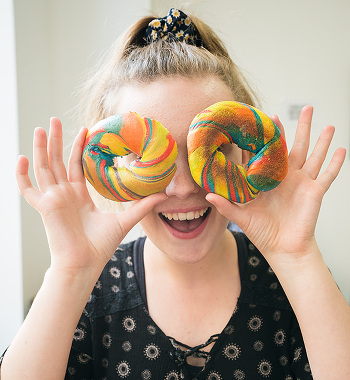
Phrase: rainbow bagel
[
  {"left": 187, "top": 101, "right": 288, "bottom": 203},
  {"left": 82, "top": 112, "right": 177, "bottom": 201}
]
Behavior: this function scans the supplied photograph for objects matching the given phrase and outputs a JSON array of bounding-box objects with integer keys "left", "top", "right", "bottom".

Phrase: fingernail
[{"left": 205, "top": 193, "right": 217, "bottom": 206}]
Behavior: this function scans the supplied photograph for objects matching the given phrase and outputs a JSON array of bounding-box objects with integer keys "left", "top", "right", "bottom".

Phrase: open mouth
[{"left": 159, "top": 207, "right": 211, "bottom": 234}]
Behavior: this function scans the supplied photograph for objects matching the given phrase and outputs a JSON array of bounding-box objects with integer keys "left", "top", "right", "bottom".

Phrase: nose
[{"left": 165, "top": 151, "right": 201, "bottom": 199}]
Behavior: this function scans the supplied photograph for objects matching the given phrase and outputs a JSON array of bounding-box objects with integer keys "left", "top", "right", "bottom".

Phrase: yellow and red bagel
[
  {"left": 82, "top": 112, "right": 177, "bottom": 201},
  {"left": 187, "top": 101, "right": 288, "bottom": 203}
]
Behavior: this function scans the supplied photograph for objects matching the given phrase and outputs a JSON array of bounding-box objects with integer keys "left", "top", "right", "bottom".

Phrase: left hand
[{"left": 206, "top": 106, "right": 346, "bottom": 265}]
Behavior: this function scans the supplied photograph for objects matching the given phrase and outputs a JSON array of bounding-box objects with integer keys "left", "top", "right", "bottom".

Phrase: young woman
[{"left": 1, "top": 8, "right": 349, "bottom": 380}]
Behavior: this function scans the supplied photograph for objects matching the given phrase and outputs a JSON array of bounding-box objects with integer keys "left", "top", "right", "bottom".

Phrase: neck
[{"left": 143, "top": 229, "right": 238, "bottom": 287}]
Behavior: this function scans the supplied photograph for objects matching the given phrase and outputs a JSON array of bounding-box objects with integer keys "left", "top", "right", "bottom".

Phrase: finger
[
  {"left": 16, "top": 155, "right": 42, "bottom": 207},
  {"left": 205, "top": 193, "right": 248, "bottom": 230},
  {"left": 316, "top": 147, "right": 346, "bottom": 192},
  {"left": 68, "top": 127, "right": 89, "bottom": 183},
  {"left": 47, "top": 117, "right": 68, "bottom": 183},
  {"left": 33, "top": 127, "right": 57, "bottom": 191},
  {"left": 288, "top": 105, "right": 313, "bottom": 169},
  {"left": 302, "top": 125, "right": 335, "bottom": 179},
  {"left": 118, "top": 193, "right": 168, "bottom": 236},
  {"left": 271, "top": 115, "right": 286, "bottom": 138}
]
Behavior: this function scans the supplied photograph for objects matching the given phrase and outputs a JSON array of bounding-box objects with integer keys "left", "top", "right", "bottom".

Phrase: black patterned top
[{"left": 64, "top": 232, "right": 313, "bottom": 380}]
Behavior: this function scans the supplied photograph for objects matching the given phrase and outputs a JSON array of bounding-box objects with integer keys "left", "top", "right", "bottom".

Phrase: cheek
[{"left": 139, "top": 211, "right": 160, "bottom": 238}]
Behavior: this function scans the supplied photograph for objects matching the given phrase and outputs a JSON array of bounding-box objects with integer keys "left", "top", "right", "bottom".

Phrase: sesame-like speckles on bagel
[
  {"left": 82, "top": 112, "right": 177, "bottom": 201},
  {"left": 187, "top": 101, "right": 288, "bottom": 203}
]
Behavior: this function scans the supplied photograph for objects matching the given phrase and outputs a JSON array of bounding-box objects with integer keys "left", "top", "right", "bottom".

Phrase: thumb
[
  {"left": 206, "top": 193, "right": 249, "bottom": 231},
  {"left": 118, "top": 193, "right": 167, "bottom": 236}
]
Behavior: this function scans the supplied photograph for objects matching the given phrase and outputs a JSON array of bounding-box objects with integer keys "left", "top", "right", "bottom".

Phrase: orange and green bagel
[
  {"left": 187, "top": 101, "right": 288, "bottom": 203},
  {"left": 82, "top": 112, "right": 177, "bottom": 201}
]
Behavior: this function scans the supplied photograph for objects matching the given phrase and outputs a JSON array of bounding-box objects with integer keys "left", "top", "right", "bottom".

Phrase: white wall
[
  {"left": 0, "top": 0, "right": 23, "bottom": 354},
  {"left": 154, "top": 0, "right": 350, "bottom": 301},
  {"left": 13, "top": 0, "right": 152, "bottom": 315}
]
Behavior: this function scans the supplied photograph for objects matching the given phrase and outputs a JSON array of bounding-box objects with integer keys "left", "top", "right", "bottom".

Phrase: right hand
[{"left": 16, "top": 117, "right": 166, "bottom": 277}]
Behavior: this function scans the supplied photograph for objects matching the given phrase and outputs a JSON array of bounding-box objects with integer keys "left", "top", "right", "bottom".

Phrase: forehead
[{"left": 114, "top": 75, "right": 235, "bottom": 141}]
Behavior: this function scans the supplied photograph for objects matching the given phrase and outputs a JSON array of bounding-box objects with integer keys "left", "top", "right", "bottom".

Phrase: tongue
[{"left": 166, "top": 217, "right": 204, "bottom": 232}]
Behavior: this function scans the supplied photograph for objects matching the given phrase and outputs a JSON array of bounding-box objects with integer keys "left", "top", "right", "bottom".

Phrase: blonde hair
[{"left": 80, "top": 13, "right": 258, "bottom": 128}]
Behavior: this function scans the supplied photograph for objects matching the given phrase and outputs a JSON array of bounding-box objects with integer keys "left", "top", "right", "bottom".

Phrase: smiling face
[{"left": 115, "top": 75, "right": 244, "bottom": 264}]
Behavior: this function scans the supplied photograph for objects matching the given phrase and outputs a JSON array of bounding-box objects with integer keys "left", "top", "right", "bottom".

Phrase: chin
[
  {"left": 170, "top": 240, "right": 216, "bottom": 262},
  {"left": 141, "top": 206, "right": 229, "bottom": 263}
]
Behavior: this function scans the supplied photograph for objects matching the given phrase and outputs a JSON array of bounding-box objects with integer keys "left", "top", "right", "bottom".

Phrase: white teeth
[
  {"left": 178, "top": 213, "right": 186, "bottom": 221},
  {"left": 187, "top": 211, "right": 195, "bottom": 220},
  {"left": 161, "top": 208, "right": 208, "bottom": 221}
]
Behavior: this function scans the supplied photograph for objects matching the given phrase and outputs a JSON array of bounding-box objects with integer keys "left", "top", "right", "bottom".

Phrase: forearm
[
  {"left": 270, "top": 246, "right": 350, "bottom": 379},
  {"left": 0, "top": 267, "right": 99, "bottom": 380}
]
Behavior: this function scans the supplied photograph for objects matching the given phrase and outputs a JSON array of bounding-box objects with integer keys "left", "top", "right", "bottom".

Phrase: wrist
[
  {"left": 266, "top": 238, "right": 323, "bottom": 278},
  {"left": 44, "top": 264, "right": 101, "bottom": 299},
  {"left": 266, "top": 243, "right": 336, "bottom": 307}
]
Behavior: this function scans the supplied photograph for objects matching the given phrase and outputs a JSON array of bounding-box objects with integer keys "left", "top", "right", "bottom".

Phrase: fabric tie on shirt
[{"left": 168, "top": 334, "right": 220, "bottom": 366}]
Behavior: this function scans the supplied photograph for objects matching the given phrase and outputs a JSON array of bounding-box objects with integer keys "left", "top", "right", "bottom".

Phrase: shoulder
[
  {"left": 233, "top": 232, "right": 292, "bottom": 311},
  {"left": 84, "top": 239, "right": 143, "bottom": 319}
]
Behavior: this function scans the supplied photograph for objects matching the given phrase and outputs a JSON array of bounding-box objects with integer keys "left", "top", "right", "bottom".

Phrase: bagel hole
[
  {"left": 117, "top": 153, "right": 141, "bottom": 169},
  {"left": 217, "top": 142, "right": 249, "bottom": 171}
]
